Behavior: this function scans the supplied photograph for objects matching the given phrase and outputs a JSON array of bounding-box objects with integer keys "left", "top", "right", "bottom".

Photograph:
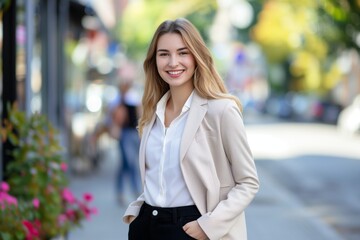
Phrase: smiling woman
[
  {"left": 122, "top": 18, "right": 259, "bottom": 240},
  {"left": 156, "top": 33, "right": 196, "bottom": 102},
  {"left": 155, "top": 33, "right": 196, "bottom": 127}
]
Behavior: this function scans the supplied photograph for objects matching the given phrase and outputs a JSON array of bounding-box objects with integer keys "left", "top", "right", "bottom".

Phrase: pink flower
[
  {"left": 58, "top": 214, "right": 67, "bottom": 225},
  {"left": 65, "top": 209, "right": 76, "bottom": 220},
  {"left": 81, "top": 204, "right": 92, "bottom": 220},
  {"left": 22, "top": 220, "right": 41, "bottom": 240},
  {"left": 60, "top": 162, "right": 68, "bottom": 171},
  {"left": 83, "top": 193, "right": 93, "bottom": 202},
  {"left": 78, "top": 201, "right": 98, "bottom": 220},
  {"left": 91, "top": 207, "right": 98, "bottom": 215},
  {"left": 32, "top": 198, "right": 40, "bottom": 208},
  {"left": 0, "top": 192, "right": 6, "bottom": 201},
  {"left": 0, "top": 192, "right": 18, "bottom": 206},
  {"left": 62, "top": 188, "right": 76, "bottom": 204},
  {"left": 0, "top": 182, "right": 10, "bottom": 192},
  {"left": 0, "top": 193, "right": 9, "bottom": 209}
]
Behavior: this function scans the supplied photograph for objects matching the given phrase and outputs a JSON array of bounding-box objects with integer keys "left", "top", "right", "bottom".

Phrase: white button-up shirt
[{"left": 144, "top": 91, "right": 195, "bottom": 207}]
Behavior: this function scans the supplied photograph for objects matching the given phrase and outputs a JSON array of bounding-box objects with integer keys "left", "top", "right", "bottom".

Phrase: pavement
[
  {"left": 67, "top": 139, "right": 129, "bottom": 240},
  {"left": 246, "top": 164, "right": 343, "bottom": 240},
  {"left": 67, "top": 112, "right": 360, "bottom": 240}
]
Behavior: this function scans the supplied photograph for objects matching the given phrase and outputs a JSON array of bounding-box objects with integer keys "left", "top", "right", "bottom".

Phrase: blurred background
[{"left": 1, "top": 0, "right": 360, "bottom": 239}]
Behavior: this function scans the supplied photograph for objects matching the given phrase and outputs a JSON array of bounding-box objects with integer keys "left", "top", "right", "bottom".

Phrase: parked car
[{"left": 263, "top": 92, "right": 343, "bottom": 124}]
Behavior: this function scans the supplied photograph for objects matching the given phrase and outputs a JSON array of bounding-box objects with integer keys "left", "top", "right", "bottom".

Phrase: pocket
[
  {"left": 128, "top": 214, "right": 145, "bottom": 240},
  {"left": 180, "top": 215, "right": 200, "bottom": 226},
  {"left": 180, "top": 216, "right": 201, "bottom": 240},
  {"left": 129, "top": 205, "right": 145, "bottom": 226},
  {"left": 129, "top": 216, "right": 138, "bottom": 227},
  {"left": 129, "top": 211, "right": 146, "bottom": 235}
]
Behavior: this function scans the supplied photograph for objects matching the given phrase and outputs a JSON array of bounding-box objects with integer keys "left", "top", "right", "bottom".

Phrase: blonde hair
[{"left": 138, "top": 18, "right": 241, "bottom": 135}]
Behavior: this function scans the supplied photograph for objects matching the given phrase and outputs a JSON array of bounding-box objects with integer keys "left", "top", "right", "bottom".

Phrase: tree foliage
[
  {"left": 317, "top": 0, "right": 360, "bottom": 54},
  {"left": 251, "top": 0, "right": 360, "bottom": 93},
  {"left": 118, "top": 0, "right": 217, "bottom": 59}
]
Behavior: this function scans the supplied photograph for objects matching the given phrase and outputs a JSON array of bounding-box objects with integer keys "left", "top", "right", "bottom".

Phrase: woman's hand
[
  {"left": 183, "top": 220, "right": 208, "bottom": 240},
  {"left": 128, "top": 215, "right": 136, "bottom": 223}
]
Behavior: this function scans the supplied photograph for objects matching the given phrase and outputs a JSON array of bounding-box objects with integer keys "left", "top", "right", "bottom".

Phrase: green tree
[
  {"left": 250, "top": 0, "right": 359, "bottom": 94},
  {"left": 317, "top": 0, "right": 360, "bottom": 53},
  {"left": 118, "top": 0, "right": 217, "bottom": 59}
]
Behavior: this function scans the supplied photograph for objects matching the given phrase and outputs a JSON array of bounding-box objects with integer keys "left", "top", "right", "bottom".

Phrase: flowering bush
[
  {"left": 0, "top": 104, "right": 97, "bottom": 239},
  {"left": 0, "top": 182, "right": 96, "bottom": 240}
]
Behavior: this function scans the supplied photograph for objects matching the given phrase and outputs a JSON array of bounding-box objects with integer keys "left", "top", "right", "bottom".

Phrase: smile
[{"left": 167, "top": 70, "right": 184, "bottom": 76}]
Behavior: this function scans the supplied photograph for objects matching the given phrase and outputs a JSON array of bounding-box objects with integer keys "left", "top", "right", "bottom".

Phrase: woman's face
[{"left": 156, "top": 33, "right": 196, "bottom": 89}]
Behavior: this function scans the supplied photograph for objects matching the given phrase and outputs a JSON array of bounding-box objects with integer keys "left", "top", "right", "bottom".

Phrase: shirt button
[{"left": 152, "top": 210, "right": 158, "bottom": 216}]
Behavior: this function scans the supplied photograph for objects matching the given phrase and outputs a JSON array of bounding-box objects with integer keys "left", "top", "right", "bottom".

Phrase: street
[
  {"left": 68, "top": 114, "right": 360, "bottom": 240},
  {"left": 245, "top": 119, "right": 360, "bottom": 240},
  {"left": 2, "top": 1, "right": 360, "bottom": 239}
]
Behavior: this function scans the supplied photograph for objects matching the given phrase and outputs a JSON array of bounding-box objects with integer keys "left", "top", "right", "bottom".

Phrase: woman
[{"left": 123, "top": 18, "right": 259, "bottom": 240}]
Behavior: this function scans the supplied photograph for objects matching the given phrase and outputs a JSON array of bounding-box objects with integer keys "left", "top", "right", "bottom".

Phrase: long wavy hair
[{"left": 138, "top": 18, "right": 242, "bottom": 135}]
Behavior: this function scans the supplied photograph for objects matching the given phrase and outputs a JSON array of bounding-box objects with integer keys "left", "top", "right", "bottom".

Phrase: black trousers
[{"left": 128, "top": 202, "right": 201, "bottom": 240}]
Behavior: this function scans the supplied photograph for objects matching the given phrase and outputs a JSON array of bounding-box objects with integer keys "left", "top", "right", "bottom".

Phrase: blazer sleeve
[
  {"left": 123, "top": 193, "right": 145, "bottom": 223},
  {"left": 197, "top": 101, "right": 259, "bottom": 239}
]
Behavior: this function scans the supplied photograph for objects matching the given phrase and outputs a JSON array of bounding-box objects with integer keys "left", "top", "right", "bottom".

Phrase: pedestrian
[
  {"left": 123, "top": 18, "right": 259, "bottom": 240},
  {"left": 114, "top": 79, "right": 141, "bottom": 206}
]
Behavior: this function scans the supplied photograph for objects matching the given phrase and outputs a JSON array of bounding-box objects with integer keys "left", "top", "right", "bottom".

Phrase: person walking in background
[
  {"left": 114, "top": 79, "right": 142, "bottom": 206},
  {"left": 123, "top": 18, "right": 259, "bottom": 240},
  {"left": 90, "top": 69, "right": 142, "bottom": 206}
]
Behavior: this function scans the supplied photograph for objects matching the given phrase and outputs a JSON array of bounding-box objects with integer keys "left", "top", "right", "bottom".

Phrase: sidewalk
[
  {"left": 246, "top": 163, "right": 343, "bottom": 240},
  {"left": 67, "top": 140, "right": 129, "bottom": 240}
]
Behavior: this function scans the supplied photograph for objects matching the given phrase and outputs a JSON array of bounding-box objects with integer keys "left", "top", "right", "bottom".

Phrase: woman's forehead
[{"left": 157, "top": 33, "right": 186, "bottom": 50}]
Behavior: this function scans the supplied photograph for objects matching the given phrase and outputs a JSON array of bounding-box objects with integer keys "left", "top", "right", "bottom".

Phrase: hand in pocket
[{"left": 183, "top": 220, "right": 208, "bottom": 240}]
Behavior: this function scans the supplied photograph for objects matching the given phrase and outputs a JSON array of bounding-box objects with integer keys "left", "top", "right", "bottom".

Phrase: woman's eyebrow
[
  {"left": 157, "top": 47, "right": 188, "bottom": 52},
  {"left": 177, "top": 47, "right": 188, "bottom": 51}
]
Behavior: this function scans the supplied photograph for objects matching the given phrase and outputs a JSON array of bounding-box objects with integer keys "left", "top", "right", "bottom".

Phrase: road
[
  {"left": 68, "top": 113, "right": 360, "bottom": 240},
  {"left": 245, "top": 119, "right": 360, "bottom": 240}
]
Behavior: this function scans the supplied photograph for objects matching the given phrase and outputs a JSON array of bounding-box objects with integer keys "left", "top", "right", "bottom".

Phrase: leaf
[{"left": 0, "top": 232, "right": 12, "bottom": 240}]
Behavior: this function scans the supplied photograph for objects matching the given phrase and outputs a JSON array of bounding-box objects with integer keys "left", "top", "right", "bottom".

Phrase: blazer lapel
[
  {"left": 139, "top": 114, "right": 156, "bottom": 183},
  {"left": 180, "top": 92, "right": 208, "bottom": 161}
]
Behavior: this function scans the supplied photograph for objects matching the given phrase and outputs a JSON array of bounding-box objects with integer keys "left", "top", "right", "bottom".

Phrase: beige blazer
[{"left": 123, "top": 91, "right": 259, "bottom": 240}]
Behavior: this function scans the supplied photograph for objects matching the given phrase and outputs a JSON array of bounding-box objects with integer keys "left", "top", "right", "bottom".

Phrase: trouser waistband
[{"left": 142, "top": 202, "right": 200, "bottom": 224}]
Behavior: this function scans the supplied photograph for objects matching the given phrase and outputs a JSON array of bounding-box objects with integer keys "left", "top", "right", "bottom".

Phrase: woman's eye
[
  {"left": 179, "top": 52, "right": 188, "bottom": 55},
  {"left": 158, "top": 53, "right": 168, "bottom": 56}
]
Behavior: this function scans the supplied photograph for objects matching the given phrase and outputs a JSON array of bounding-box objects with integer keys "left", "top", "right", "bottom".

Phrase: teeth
[{"left": 168, "top": 70, "right": 183, "bottom": 75}]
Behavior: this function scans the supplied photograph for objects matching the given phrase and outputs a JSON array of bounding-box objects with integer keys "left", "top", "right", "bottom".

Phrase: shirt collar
[
  {"left": 156, "top": 90, "right": 194, "bottom": 123},
  {"left": 182, "top": 90, "right": 194, "bottom": 112}
]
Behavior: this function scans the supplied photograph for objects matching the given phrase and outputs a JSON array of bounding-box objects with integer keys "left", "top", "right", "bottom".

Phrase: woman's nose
[{"left": 168, "top": 55, "right": 178, "bottom": 67}]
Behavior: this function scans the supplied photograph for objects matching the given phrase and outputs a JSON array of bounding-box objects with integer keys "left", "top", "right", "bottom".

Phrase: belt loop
[{"left": 172, "top": 207, "right": 177, "bottom": 223}]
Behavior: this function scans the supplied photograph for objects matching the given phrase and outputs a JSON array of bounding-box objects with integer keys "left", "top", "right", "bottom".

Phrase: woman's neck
[
  {"left": 164, "top": 85, "right": 194, "bottom": 127},
  {"left": 168, "top": 85, "right": 194, "bottom": 113}
]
